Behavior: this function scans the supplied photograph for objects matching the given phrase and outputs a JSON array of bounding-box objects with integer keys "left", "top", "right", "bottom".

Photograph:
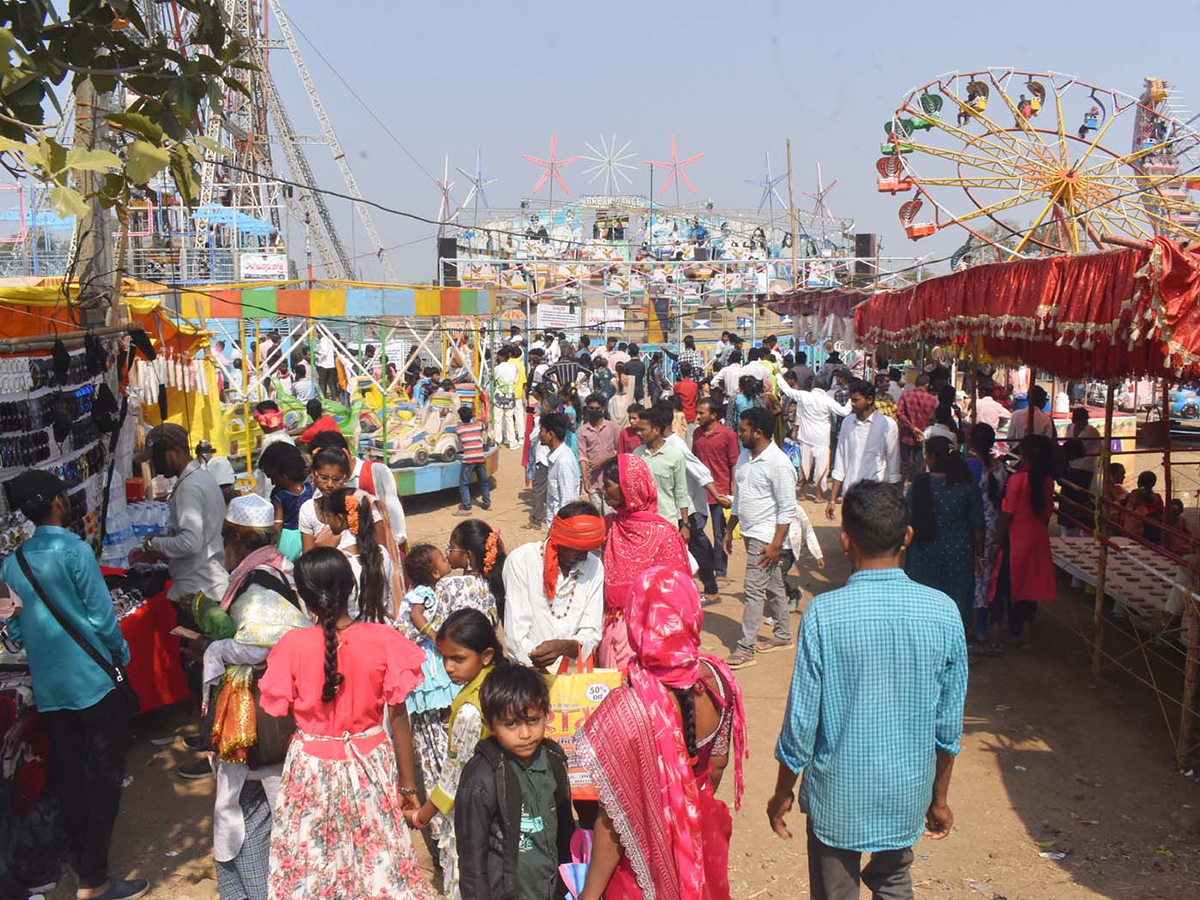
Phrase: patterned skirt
[
  {"left": 217, "top": 781, "right": 271, "bottom": 900},
  {"left": 267, "top": 729, "right": 433, "bottom": 900}
]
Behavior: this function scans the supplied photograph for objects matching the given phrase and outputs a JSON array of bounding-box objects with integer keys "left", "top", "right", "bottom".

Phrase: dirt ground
[{"left": 54, "top": 446, "right": 1200, "bottom": 900}]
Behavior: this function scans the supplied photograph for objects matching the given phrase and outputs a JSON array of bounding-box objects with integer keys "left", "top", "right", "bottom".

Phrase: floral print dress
[{"left": 259, "top": 623, "right": 432, "bottom": 900}]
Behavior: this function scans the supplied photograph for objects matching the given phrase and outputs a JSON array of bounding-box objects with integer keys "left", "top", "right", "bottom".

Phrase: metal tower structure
[{"left": 2, "top": 0, "right": 396, "bottom": 284}]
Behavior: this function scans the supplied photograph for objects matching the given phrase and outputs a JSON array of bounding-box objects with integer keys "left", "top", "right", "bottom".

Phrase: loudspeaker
[
  {"left": 693, "top": 246, "right": 710, "bottom": 261},
  {"left": 854, "top": 233, "right": 877, "bottom": 279},
  {"left": 438, "top": 236, "right": 458, "bottom": 287}
]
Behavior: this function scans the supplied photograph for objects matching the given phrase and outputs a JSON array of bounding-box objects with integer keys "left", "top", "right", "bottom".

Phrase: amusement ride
[{"left": 877, "top": 69, "right": 1200, "bottom": 257}]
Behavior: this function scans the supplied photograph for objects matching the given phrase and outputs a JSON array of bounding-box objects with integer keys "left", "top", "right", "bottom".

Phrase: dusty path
[{"left": 59, "top": 447, "right": 1200, "bottom": 900}]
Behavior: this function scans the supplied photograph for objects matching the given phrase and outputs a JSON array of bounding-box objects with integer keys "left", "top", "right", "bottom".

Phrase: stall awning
[{"left": 852, "top": 238, "right": 1200, "bottom": 379}]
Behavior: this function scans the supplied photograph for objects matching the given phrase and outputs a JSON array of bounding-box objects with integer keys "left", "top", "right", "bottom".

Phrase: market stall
[{"left": 852, "top": 236, "right": 1200, "bottom": 769}]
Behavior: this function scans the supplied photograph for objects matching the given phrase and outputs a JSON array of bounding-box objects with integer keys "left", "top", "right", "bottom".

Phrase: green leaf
[
  {"left": 125, "top": 139, "right": 170, "bottom": 185},
  {"left": 50, "top": 184, "right": 88, "bottom": 219},
  {"left": 169, "top": 143, "right": 199, "bottom": 209},
  {"left": 0, "top": 134, "right": 32, "bottom": 155},
  {"left": 194, "top": 135, "right": 221, "bottom": 152},
  {"left": 106, "top": 112, "right": 164, "bottom": 143},
  {"left": 65, "top": 147, "right": 122, "bottom": 172}
]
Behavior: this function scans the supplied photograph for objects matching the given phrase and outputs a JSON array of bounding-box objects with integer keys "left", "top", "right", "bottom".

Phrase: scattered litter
[
  {"left": 937, "top": 882, "right": 952, "bottom": 891},
  {"left": 994, "top": 704, "right": 1010, "bottom": 712},
  {"left": 165, "top": 850, "right": 178, "bottom": 858},
  {"left": 121, "top": 775, "right": 133, "bottom": 788},
  {"left": 994, "top": 894, "right": 1008, "bottom": 899},
  {"left": 918, "top": 853, "right": 931, "bottom": 861},
  {"left": 1035, "top": 839, "right": 1058, "bottom": 848},
  {"left": 150, "top": 735, "right": 178, "bottom": 746},
  {"left": 971, "top": 883, "right": 993, "bottom": 894},
  {"left": 1156, "top": 848, "right": 1173, "bottom": 857},
  {"left": 1039, "top": 852, "right": 1067, "bottom": 860},
  {"left": 1014, "top": 765, "right": 1027, "bottom": 772}
]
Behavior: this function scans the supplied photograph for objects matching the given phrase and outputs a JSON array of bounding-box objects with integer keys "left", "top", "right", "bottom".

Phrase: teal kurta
[
  {"left": 904, "top": 475, "right": 985, "bottom": 630},
  {"left": 1, "top": 525, "right": 130, "bottom": 711}
]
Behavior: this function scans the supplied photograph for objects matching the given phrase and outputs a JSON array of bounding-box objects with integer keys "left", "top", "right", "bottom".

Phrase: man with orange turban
[{"left": 502, "top": 501, "right": 607, "bottom": 670}]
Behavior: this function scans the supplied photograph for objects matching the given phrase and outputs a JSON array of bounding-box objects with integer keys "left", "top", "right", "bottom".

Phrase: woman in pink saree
[
  {"left": 576, "top": 566, "right": 748, "bottom": 900},
  {"left": 599, "top": 455, "right": 691, "bottom": 669}
]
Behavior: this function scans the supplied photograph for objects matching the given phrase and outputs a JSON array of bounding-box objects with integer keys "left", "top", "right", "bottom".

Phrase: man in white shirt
[
  {"left": 719, "top": 351, "right": 745, "bottom": 396},
  {"left": 973, "top": 392, "right": 1011, "bottom": 434},
  {"left": 315, "top": 332, "right": 338, "bottom": 400},
  {"left": 1006, "top": 385, "right": 1055, "bottom": 449},
  {"left": 714, "top": 332, "right": 734, "bottom": 367},
  {"left": 539, "top": 412, "right": 580, "bottom": 529},
  {"left": 742, "top": 348, "right": 772, "bottom": 383},
  {"left": 888, "top": 368, "right": 904, "bottom": 405},
  {"left": 777, "top": 372, "right": 851, "bottom": 501},
  {"left": 491, "top": 346, "right": 522, "bottom": 449},
  {"left": 132, "top": 423, "right": 229, "bottom": 604},
  {"left": 724, "top": 405, "right": 798, "bottom": 669},
  {"left": 502, "top": 501, "right": 605, "bottom": 669},
  {"left": 826, "top": 379, "right": 901, "bottom": 519},
  {"left": 592, "top": 335, "right": 617, "bottom": 364}
]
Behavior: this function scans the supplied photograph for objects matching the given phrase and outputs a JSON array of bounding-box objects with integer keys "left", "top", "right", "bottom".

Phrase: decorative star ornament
[
  {"left": 523, "top": 133, "right": 581, "bottom": 196},
  {"left": 803, "top": 162, "right": 838, "bottom": 220},
  {"left": 581, "top": 133, "right": 637, "bottom": 194},
  {"left": 456, "top": 149, "right": 498, "bottom": 210},
  {"left": 436, "top": 154, "right": 459, "bottom": 225},
  {"left": 746, "top": 151, "right": 787, "bottom": 215},
  {"left": 645, "top": 137, "right": 705, "bottom": 198}
]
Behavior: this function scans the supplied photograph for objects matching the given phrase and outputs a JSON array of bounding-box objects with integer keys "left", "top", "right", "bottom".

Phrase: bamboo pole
[
  {"left": 1092, "top": 380, "right": 1117, "bottom": 680},
  {"left": 380, "top": 321, "right": 388, "bottom": 463},
  {"left": 1162, "top": 377, "right": 1172, "bottom": 503},
  {"left": 0, "top": 321, "right": 147, "bottom": 351}
]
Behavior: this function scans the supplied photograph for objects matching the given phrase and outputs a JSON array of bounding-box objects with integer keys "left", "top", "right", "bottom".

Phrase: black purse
[
  {"left": 15, "top": 548, "right": 141, "bottom": 715},
  {"left": 245, "top": 664, "right": 296, "bottom": 769}
]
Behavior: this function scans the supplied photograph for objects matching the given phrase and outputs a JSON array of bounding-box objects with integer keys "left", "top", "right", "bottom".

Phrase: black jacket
[{"left": 454, "top": 736, "right": 575, "bottom": 900}]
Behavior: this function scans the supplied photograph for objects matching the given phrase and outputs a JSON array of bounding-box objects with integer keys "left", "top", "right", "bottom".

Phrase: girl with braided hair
[
  {"left": 323, "top": 487, "right": 394, "bottom": 622},
  {"left": 259, "top": 548, "right": 431, "bottom": 900}
]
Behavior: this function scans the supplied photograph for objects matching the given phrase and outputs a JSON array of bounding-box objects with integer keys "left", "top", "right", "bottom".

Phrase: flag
[{"left": 694, "top": 317, "right": 711, "bottom": 329}]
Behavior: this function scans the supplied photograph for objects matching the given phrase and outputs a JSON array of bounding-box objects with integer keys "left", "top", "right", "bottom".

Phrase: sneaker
[
  {"left": 452, "top": 508, "right": 472, "bottom": 517},
  {"left": 756, "top": 635, "right": 795, "bottom": 654},
  {"left": 93, "top": 878, "right": 150, "bottom": 900},
  {"left": 176, "top": 758, "right": 211, "bottom": 780},
  {"left": 726, "top": 650, "right": 757, "bottom": 670},
  {"left": 479, "top": 501, "right": 492, "bottom": 510},
  {"left": 702, "top": 592, "right": 721, "bottom": 607}
]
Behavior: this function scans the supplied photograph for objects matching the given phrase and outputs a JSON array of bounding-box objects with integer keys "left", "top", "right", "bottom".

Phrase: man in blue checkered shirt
[{"left": 768, "top": 480, "right": 968, "bottom": 900}]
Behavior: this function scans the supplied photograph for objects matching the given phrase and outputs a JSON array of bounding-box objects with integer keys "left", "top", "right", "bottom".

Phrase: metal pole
[
  {"left": 380, "top": 320, "right": 388, "bottom": 462},
  {"left": 786, "top": 138, "right": 798, "bottom": 290},
  {"left": 242, "top": 319, "right": 253, "bottom": 482},
  {"left": 1092, "top": 380, "right": 1117, "bottom": 680}
]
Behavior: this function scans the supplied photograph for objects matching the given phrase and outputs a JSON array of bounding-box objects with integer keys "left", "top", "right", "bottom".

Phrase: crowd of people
[{"left": 13, "top": 324, "right": 1172, "bottom": 900}]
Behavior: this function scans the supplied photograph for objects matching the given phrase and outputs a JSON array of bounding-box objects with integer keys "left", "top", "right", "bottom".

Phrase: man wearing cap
[
  {"left": 196, "top": 441, "right": 237, "bottom": 505},
  {"left": 0, "top": 470, "right": 150, "bottom": 900},
  {"left": 132, "top": 423, "right": 229, "bottom": 604}
]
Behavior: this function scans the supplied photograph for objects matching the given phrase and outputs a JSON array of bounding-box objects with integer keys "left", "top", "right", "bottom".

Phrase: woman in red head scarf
[
  {"left": 599, "top": 454, "right": 691, "bottom": 669},
  {"left": 576, "top": 566, "right": 748, "bottom": 900}
]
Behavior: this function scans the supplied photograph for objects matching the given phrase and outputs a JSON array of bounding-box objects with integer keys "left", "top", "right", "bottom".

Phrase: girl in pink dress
[
  {"left": 576, "top": 567, "right": 748, "bottom": 900},
  {"left": 259, "top": 547, "right": 432, "bottom": 900},
  {"left": 598, "top": 455, "right": 691, "bottom": 669}
]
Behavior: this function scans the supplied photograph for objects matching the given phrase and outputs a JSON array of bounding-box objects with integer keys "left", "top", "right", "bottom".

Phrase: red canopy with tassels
[{"left": 852, "top": 238, "right": 1200, "bottom": 379}]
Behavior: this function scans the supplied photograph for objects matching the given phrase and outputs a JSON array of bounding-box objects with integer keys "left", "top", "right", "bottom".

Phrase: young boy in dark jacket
[{"left": 455, "top": 665, "right": 576, "bottom": 900}]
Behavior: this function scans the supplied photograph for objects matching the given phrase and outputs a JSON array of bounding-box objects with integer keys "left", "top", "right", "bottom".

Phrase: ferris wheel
[{"left": 877, "top": 69, "right": 1200, "bottom": 256}]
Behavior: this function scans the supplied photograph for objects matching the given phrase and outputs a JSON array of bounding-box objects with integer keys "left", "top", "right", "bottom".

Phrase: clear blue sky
[{"left": 272, "top": 0, "right": 1200, "bottom": 282}]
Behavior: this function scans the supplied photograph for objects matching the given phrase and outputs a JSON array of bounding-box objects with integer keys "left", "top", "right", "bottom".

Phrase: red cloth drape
[
  {"left": 103, "top": 569, "right": 189, "bottom": 715},
  {"left": 852, "top": 239, "right": 1200, "bottom": 380}
]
